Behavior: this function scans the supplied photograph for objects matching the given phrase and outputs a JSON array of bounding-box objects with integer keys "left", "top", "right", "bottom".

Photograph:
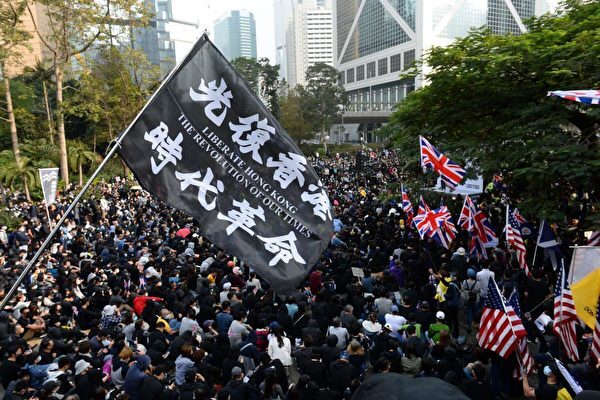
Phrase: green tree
[
  {"left": 0, "top": 0, "right": 31, "bottom": 167},
  {"left": 231, "top": 57, "right": 261, "bottom": 93},
  {"left": 280, "top": 87, "right": 312, "bottom": 144},
  {"left": 258, "top": 58, "right": 281, "bottom": 119},
  {"left": 388, "top": 0, "right": 600, "bottom": 222},
  {"left": 68, "top": 141, "right": 100, "bottom": 187},
  {"left": 26, "top": 0, "right": 150, "bottom": 185},
  {"left": 0, "top": 150, "right": 38, "bottom": 201},
  {"left": 301, "top": 63, "right": 346, "bottom": 146}
]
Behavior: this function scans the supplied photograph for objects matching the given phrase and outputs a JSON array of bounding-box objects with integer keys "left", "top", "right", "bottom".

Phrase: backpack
[
  {"left": 465, "top": 281, "right": 477, "bottom": 304},
  {"left": 255, "top": 329, "right": 269, "bottom": 352}
]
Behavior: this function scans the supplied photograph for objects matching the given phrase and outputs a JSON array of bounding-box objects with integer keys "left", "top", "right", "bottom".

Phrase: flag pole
[
  {"left": 532, "top": 219, "right": 544, "bottom": 267},
  {"left": 492, "top": 277, "right": 524, "bottom": 369},
  {"left": 0, "top": 35, "right": 208, "bottom": 311}
]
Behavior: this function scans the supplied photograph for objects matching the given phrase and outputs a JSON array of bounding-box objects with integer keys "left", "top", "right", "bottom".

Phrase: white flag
[{"left": 39, "top": 168, "right": 59, "bottom": 205}]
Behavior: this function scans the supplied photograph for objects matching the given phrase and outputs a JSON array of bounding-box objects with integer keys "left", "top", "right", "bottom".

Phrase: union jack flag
[
  {"left": 553, "top": 261, "right": 579, "bottom": 362},
  {"left": 419, "top": 136, "right": 466, "bottom": 189},
  {"left": 414, "top": 201, "right": 456, "bottom": 249},
  {"left": 473, "top": 210, "right": 497, "bottom": 244},
  {"left": 459, "top": 195, "right": 477, "bottom": 231},
  {"left": 401, "top": 185, "right": 414, "bottom": 225},
  {"left": 589, "top": 231, "right": 600, "bottom": 246},
  {"left": 507, "top": 206, "right": 529, "bottom": 275}
]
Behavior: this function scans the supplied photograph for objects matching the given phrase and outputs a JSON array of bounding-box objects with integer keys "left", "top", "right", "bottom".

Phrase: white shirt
[
  {"left": 476, "top": 269, "right": 495, "bottom": 298},
  {"left": 384, "top": 314, "right": 407, "bottom": 333},
  {"left": 268, "top": 336, "right": 292, "bottom": 366}
]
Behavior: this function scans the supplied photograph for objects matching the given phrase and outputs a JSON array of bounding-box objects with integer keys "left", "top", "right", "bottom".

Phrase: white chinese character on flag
[
  {"left": 266, "top": 152, "right": 307, "bottom": 189},
  {"left": 257, "top": 231, "right": 306, "bottom": 266},
  {"left": 301, "top": 182, "right": 331, "bottom": 221},
  {"left": 189, "top": 78, "right": 233, "bottom": 126},
  {"left": 217, "top": 199, "right": 265, "bottom": 236},
  {"left": 229, "top": 114, "right": 275, "bottom": 164},
  {"left": 144, "top": 122, "right": 183, "bottom": 174},
  {"left": 175, "top": 167, "right": 224, "bottom": 211}
]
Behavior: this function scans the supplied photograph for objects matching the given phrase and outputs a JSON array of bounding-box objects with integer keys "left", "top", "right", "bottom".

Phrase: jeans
[{"left": 464, "top": 301, "right": 478, "bottom": 329}]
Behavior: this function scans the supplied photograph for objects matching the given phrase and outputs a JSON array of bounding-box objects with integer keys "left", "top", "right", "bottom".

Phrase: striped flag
[
  {"left": 469, "top": 234, "right": 487, "bottom": 260},
  {"left": 590, "top": 297, "right": 600, "bottom": 362},
  {"left": 508, "top": 289, "right": 533, "bottom": 377},
  {"left": 479, "top": 278, "right": 525, "bottom": 358},
  {"left": 553, "top": 261, "right": 580, "bottom": 361},
  {"left": 459, "top": 195, "right": 477, "bottom": 231},
  {"left": 506, "top": 206, "right": 529, "bottom": 275},
  {"left": 589, "top": 231, "right": 600, "bottom": 246},
  {"left": 419, "top": 136, "right": 466, "bottom": 189},
  {"left": 401, "top": 185, "right": 414, "bottom": 225}
]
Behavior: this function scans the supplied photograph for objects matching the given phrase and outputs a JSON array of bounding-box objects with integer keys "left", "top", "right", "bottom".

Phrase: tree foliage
[
  {"left": 230, "top": 57, "right": 281, "bottom": 118},
  {"left": 279, "top": 87, "right": 313, "bottom": 144},
  {"left": 389, "top": 0, "right": 600, "bottom": 223},
  {"left": 300, "top": 63, "right": 346, "bottom": 143}
]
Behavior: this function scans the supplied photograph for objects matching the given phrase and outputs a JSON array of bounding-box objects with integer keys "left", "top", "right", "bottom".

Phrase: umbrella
[
  {"left": 548, "top": 90, "right": 600, "bottom": 105},
  {"left": 176, "top": 227, "right": 191, "bottom": 238}
]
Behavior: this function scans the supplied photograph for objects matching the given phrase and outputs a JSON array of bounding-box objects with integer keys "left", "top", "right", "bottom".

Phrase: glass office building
[
  {"left": 334, "top": 0, "right": 557, "bottom": 115},
  {"left": 214, "top": 10, "right": 258, "bottom": 61}
]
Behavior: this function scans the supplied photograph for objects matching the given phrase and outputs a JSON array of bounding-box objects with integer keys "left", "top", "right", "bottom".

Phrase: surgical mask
[
  {"left": 543, "top": 366, "right": 552, "bottom": 376},
  {"left": 102, "top": 339, "right": 111, "bottom": 347}
]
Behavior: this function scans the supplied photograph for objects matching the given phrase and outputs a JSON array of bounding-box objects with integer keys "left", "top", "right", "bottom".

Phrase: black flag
[{"left": 117, "top": 35, "right": 332, "bottom": 292}]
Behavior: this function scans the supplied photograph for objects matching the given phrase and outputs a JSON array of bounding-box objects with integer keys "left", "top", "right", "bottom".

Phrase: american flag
[
  {"left": 419, "top": 136, "right": 466, "bottom": 189},
  {"left": 508, "top": 289, "right": 533, "bottom": 377},
  {"left": 591, "top": 297, "right": 600, "bottom": 362},
  {"left": 506, "top": 206, "right": 529, "bottom": 275},
  {"left": 469, "top": 234, "right": 487, "bottom": 260},
  {"left": 589, "top": 231, "right": 600, "bottom": 246},
  {"left": 553, "top": 262, "right": 580, "bottom": 361},
  {"left": 479, "top": 278, "right": 525, "bottom": 358},
  {"left": 401, "top": 185, "right": 414, "bottom": 226}
]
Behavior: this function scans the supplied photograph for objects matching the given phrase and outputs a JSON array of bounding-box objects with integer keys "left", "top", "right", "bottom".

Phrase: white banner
[{"left": 39, "top": 168, "right": 59, "bottom": 205}]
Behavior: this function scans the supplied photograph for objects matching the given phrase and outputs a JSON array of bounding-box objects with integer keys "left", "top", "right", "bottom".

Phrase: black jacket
[
  {"left": 222, "top": 379, "right": 257, "bottom": 400},
  {"left": 328, "top": 360, "right": 357, "bottom": 392}
]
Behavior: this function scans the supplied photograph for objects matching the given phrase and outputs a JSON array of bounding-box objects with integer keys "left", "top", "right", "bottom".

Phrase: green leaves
[{"left": 389, "top": 1, "right": 600, "bottom": 225}]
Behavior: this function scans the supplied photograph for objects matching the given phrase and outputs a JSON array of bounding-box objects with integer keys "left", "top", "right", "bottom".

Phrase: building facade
[
  {"left": 134, "top": 0, "right": 177, "bottom": 77},
  {"left": 333, "top": 0, "right": 558, "bottom": 143},
  {"left": 213, "top": 10, "right": 257, "bottom": 61},
  {"left": 286, "top": 0, "right": 334, "bottom": 87},
  {"left": 273, "top": 0, "right": 294, "bottom": 81}
]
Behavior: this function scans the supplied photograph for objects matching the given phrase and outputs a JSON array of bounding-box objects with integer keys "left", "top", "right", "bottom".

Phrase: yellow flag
[{"left": 568, "top": 247, "right": 600, "bottom": 329}]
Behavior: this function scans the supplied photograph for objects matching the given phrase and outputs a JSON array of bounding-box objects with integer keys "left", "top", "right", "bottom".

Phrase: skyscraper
[
  {"left": 273, "top": 0, "right": 294, "bottom": 81},
  {"left": 214, "top": 10, "right": 257, "bottom": 61},
  {"left": 286, "top": 0, "right": 334, "bottom": 87},
  {"left": 333, "top": 0, "right": 558, "bottom": 143},
  {"left": 135, "top": 0, "right": 177, "bottom": 77}
]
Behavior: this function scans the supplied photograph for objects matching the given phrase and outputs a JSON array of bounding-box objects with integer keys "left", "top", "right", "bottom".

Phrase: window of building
[
  {"left": 356, "top": 65, "right": 364, "bottom": 81},
  {"left": 390, "top": 54, "right": 402, "bottom": 72},
  {"left": 378, "top": 58, "right": 388, "bottom": 75},
  {"left": 404, "top": 49, "right": 416, "bottom": 69},
  {"left": 346, "top": 68, "right": 354, "bottom": 83},
  {"left": 367, "top": 61, "right": 376, "bottom": 78},
  {"left": 338, "top": 72, "right": 345, "bottom": 85}
]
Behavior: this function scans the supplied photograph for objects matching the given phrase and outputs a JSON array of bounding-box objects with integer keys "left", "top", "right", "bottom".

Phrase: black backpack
[{"left": 465, "top": 281, "right": 477, "bottom": 304}]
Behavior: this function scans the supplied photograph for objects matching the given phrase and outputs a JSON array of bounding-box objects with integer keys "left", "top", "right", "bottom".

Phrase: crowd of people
[{"left": 0, "top": 149, "right": 597, "bottom": 400}]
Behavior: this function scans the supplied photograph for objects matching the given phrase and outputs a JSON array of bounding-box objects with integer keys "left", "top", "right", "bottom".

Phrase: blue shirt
[{"left": 216, "top": 311, "right": 233, "bottom": 335}]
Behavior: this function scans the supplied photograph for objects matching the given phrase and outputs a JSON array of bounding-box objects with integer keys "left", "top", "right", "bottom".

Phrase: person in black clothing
[
  {"left": 75, "top": 299, "right": 101, "bottom": 330},
  {"left": 463, "top": 362, "right": 493, "bottom": 400},
  {"left": 140, "top": 364, "right": 175, "bottom": 400},
  {"left": 222, "top": 366, "right": 257, "bottom": 400},
  {"left": 522, "top": 363, "right": 560, "bottom": 400},
  {"left": 0, "top": 346, "right": 22, "bottom": 389},
  {"left": 304, "top": 352, "right": 328, "bottom": 388},
  {"left": 328, "top": 351, "right": 357, "bottom": 398}
]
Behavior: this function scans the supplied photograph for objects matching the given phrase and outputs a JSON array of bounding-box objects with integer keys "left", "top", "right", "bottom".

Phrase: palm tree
[
  {"left": 67, "top": 141, "right": 100, "bottom": 187},
  {"left": 0, "top": 150, "right": 38, "bottom": 201}
]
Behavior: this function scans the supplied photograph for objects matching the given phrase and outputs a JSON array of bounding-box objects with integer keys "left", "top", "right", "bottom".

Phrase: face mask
[
  {"left": 102, "top": 339, "right": 111, "bottom": 347},
  {"left": 543, "top": 366, "right": 552, "bottom": 376}
]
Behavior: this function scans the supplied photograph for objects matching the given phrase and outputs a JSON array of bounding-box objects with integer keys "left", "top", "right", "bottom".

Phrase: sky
[{"left": 168, "top": 0, "right": 276, "bottom": 63}]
